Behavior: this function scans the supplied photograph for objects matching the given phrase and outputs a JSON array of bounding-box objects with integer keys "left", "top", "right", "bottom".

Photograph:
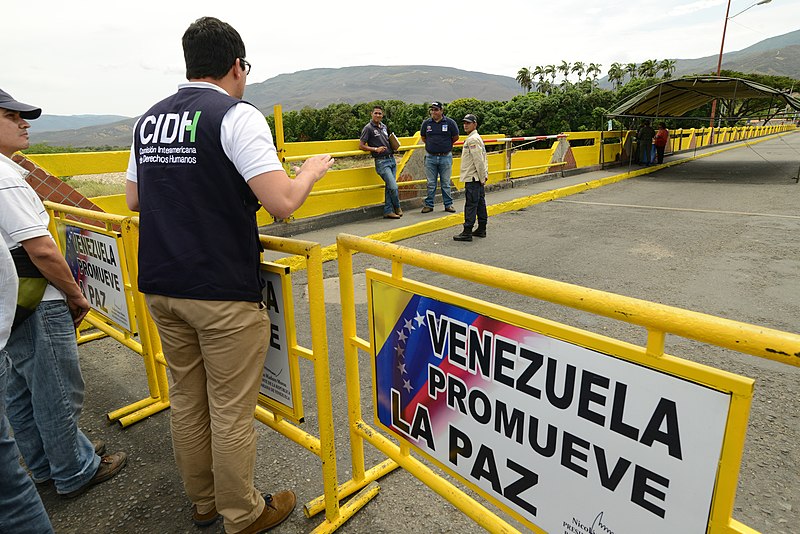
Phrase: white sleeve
[
  {"left": 0, "top": 177, "right": 51, "bottom": 248},
  {"left": 125, "top": 142, "right": 137, "bottom": 183},
  {"left": 220, "top": 103, "right": 285, "bottom": 181}
]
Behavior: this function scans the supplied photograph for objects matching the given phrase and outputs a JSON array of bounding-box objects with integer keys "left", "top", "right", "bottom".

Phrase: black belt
[
  {"left": 374, "top": 154, "right": 394, "bottom": 159},
  {"left": 427, "top": 151, "right": 451, "bottom": 156}
]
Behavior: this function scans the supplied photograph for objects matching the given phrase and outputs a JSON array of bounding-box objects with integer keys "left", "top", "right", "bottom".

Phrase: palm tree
[
  {"left": 659, "top": 59, "right": 677, "bottom": 79},
  {"left": 545, "top": 64, "right": 557, "bottom": 86},
  {"left": 639, "top": 59, "right": 658, "bottom": 78},
  {"left": 625, "top": 62, "right": 638, "bottom": 82},
  {"left": 571, "top": 61, "right": 586, "bottom": 82},
  {"left": 558, "top": 60, "right": 572, "bottom": 84},
  {"left": 533, "top": 66, "right": 545, "bottom": 92},
  {"left": 587, "top": 62, "right": 602, "bottom": 88},
  {"left": 516, "top": 67, "right": 533, "bottom": 93},
  {"left": 608, "top": 62, "right": 624, "bottom": 89}
]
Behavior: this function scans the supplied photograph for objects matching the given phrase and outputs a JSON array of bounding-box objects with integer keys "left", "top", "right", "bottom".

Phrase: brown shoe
[
  {"left": 421, "top": 206, "right": 433, "bottom": 213},
  {"left": 383, "top": 212, "right": 401, "bottom": 219},
  {"left": 193, "top": 505, "right": 221, "bottom": 527},
  {"left": 395, "top": 208, "right": 403, "bottom": 216},
  {"left": 237, "top": 491, "right": 296, "bottom": 534},
  {"left": 444, "top": 206, "right": 456, "bottom": 213},
  {"left": 60, "top": 451, "right": 128, "bottom": 498},
  {"left": 93, "top": 440, "right": 106, "bottom": 456}
]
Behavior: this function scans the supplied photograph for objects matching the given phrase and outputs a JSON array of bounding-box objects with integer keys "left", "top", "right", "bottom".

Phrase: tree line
[
  {"left": 267, "top": 69, "right": 796, "bottom": 143},
  {"left": 515, "top": 59, "right": 678, "bottom": 95}
]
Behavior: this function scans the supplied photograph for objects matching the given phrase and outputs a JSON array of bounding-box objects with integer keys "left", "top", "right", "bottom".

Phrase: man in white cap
[
  {"left": 0, "top": 88, "right": 127, "bottom": 501},
  {"left": 453, "top": 114, "right": 488, "bottom": 242}
]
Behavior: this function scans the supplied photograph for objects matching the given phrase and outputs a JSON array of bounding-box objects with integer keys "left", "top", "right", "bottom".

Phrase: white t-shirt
[
  {"left": 0, "top": 153, "right": 64, "bottom": 302},
  {"left": 126, "top": 82, "right": 284, "bottom": 184},
  {"left": 0, "top": 241, "right": 18, "bottom": 350}
]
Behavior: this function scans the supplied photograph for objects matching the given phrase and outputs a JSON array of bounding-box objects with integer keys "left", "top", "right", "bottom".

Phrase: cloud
[{"left": 669, "top": 0, "right": 725, "bottom": 17}]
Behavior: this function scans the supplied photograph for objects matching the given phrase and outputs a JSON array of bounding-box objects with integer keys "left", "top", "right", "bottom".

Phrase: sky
[{"left": 2, "top": 0, "right": 798, "bottom": 117}]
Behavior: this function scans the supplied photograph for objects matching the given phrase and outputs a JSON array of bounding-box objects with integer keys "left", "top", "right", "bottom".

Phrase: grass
[{"left": 61, "top": 177, "right": 126, "bottom": 198}]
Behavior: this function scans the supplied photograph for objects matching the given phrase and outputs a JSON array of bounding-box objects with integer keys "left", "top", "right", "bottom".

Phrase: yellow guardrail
[
  {"left": 334, "top": 233, "right": 799, "bottom": 533},
  {"left": 42, "top": 200, "right": 376, "bottom": 532},
  {"left": 45, "top": 201, "right": 171, "bottom": 427}
]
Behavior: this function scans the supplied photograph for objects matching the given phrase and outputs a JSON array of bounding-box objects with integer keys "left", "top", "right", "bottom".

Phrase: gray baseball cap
[{"left": 0, "top": 89, "right": 42, "bottom": 120}]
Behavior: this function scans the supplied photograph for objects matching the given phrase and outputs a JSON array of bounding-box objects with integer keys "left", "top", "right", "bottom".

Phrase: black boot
[
  {"left": 473, "top": 224, "right": 486, "bottom": 238},
  {"left": 453, "top": 226, "right": 472, "bottom": 242}
]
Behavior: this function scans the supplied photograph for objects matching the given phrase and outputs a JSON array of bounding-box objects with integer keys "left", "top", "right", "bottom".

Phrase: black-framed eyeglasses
[{"left": 239, "top": 58, "right": 251, "bottom": 75}]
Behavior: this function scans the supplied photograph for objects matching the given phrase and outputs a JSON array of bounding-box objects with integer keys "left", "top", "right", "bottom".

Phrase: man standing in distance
[
  {"left": 0, "top": 89, "right": 127, "bottom": 501},
  {"left": 125, "top": 17, "right": 334, "bottom": 534},
  {"left": 420, "top": 101, "right": 459, "bottom": 213},
  {"left": 359, "top": 105, "right": 402, "bottom": 219},
  {"left": 453, "top": 114, "right": 488, "bottom": 242}
]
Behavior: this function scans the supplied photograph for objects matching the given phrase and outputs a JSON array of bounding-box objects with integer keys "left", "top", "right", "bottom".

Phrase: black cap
[
  {"left": 0, "top": 88, "right": 41, "bottom": 120},
  {"left": 462, "top": 114, "right": 477, "bottom": 123},
  {"left": 429, "top": 101, "right": 443, "bottom": 109}
]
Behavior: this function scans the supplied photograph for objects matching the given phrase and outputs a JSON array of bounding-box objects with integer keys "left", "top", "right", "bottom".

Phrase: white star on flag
[
  {"left": 398, "top": 362, "right": 407, "bottom": 375},
  {"left": 403, "top": 379, "right": 413, "bottom": 393},
  {"left": 414, "top": 311, "right": 426, "bottom": 327},
  {"left": 404, "top": 318, "right": 415, "bottom": 332},
  {"left": 394, "top": 345, "right": 405, "bottom": 358},
  {"left": 396, "top": 330, "right": 408, "bottom": 343}
]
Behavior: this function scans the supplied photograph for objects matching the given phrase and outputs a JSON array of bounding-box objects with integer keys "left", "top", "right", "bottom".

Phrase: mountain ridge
[{"left": 30, "top": 28, "right": 800, "bottom": 148}]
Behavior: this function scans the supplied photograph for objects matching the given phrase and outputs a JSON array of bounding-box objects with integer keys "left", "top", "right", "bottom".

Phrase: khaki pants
[{"left": 146, "top": 295, "right": 270, "bottom": 533}]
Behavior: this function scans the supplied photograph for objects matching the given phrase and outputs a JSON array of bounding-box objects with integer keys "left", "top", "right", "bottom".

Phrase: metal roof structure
[{"left": 608, "top": 76, "right": 800, "bottom": 118}]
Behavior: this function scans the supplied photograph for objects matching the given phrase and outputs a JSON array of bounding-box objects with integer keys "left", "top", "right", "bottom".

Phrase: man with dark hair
[
  {"left": 0, "top": 88, "right": 127, "bottom": 503},
  {"left": 453, "top": 114, "right": 488, "bottom": 242},
  {"left": 420, "top": 101, "right": 459, "bottom": 213},
  {"left": 359, "top": 105, "right": 402, "bottom": 219},
  {"left": 126, "top": 16, "right": 334, "bottom": 534}
]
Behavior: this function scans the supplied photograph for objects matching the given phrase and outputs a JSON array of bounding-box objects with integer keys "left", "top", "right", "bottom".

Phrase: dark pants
[
  {"left": 463, "top": 181, "right": 487, "bottom": 230},
  {"left": 655, "top": 145, "right": 665, "bottom": 164}
]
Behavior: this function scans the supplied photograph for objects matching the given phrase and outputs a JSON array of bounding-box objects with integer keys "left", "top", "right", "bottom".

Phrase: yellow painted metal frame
[
  {"left": 337, "top": 233, "right": 800, "bottom": 533},
  {"left": 44, "top": 202, "right": 170, "bottom": 427},
  {"left": 252, "top": 235, "right": 379, "bottom": 533},
  {"left": 256, "top": 262, "right": 305, "bottom": 423}
]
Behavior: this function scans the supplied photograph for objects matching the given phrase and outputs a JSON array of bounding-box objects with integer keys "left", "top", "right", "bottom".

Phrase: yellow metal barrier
[
  {"left": 42, "top": 199, "right": 375, "bottom": 531},
  {"left": 44, "top": 202, "right": 170, "bottom": 427},
  {"left": 335, "top": 233, "right": 799, "bottom": 533}
]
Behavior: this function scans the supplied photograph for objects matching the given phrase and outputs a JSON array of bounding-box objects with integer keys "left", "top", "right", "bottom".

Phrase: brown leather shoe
[
  {"left": 193, "top": 505, "right": 221, "bottom": 527},
  {"left": 237, "top": 491, "right": 296, "bottom": 534},
  {"left": 421, "top": 206, "right": 433, "bottom": 213},
  {"left": 60, "top": 451, "right": 128, "bottom": 498},
  {"left": 395, "top": 208, "right": 403, "bottom": 216},
  {"left": 444, "top": 206, "right": 456, "bottom": 213},
  {"left": 383, "top": 212, "right": 401, "bottom": 219},
  {"left": 93, "top": 440, "right": 106, "bottom": 456}
]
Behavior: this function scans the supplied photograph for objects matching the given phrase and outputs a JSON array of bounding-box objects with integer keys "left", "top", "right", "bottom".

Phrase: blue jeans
[
  {"left": 423, "top": 153, "right": 453, "bottom": 208},
  {"left": 0, "top": 351, "right": 54, "bottom": 533},
  {"left": 5, "top": 300, "right": 99, "bottom": 494},
  {"left": 374, "top": 157, "right": 400, "bottom": 215}
]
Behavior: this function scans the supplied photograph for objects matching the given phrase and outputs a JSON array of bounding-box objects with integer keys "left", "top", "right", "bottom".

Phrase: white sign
[
  {"left": 259, "top": 264, "right": 295, "bottom": 414},
  {"left": 64, "top": 225, "right": 132, "bottom": 331},
  {"left": 371, "top": 279, "right": 732, "bottom": 533}
]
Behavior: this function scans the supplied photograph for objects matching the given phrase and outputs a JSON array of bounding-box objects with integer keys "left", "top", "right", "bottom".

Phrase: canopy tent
[{"left": 608, "top": 76, "right": 800, "bottom": 118}]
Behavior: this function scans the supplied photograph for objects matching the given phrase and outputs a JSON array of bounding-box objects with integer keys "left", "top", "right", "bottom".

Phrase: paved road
[{"left": 45, "top": 131, "right": 799, "bottom": 533}]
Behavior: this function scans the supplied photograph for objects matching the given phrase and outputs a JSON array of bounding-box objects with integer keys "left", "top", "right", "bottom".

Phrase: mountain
[
  {"left": 243, "top": 65, "right": 523, "bottom": 113},
  {"left": 31, "top": 118, "right": 138, "bottom": 149},
  {"left": 30, "top": 30, "right": 800, "bottom": 148},
  {"left": 33, "top": 114, "right": 130, "bottom": 134},
  {"left": 599, "top": 28, "right": 800, "bottom": 86}
]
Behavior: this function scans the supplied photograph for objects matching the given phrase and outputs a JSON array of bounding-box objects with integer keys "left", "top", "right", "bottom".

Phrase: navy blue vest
[{"left": 133, "top": 87, "right": 263, "bottom": 301}]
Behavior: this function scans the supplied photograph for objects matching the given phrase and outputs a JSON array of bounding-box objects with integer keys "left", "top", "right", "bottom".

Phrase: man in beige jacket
[{"left": 453, "top": 114, "right": 488, "bottom": 242}]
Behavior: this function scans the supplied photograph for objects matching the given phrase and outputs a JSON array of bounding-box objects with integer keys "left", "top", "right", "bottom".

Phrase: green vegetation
[
  {"left": 266, "top": 68, "right": 797, "bottom": 143},
  {"left": 60, "top": 176, "right": 125, "bottom": 197},
  {"left": 23, "top": 144, "right": 127, "bottom": 154}
]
